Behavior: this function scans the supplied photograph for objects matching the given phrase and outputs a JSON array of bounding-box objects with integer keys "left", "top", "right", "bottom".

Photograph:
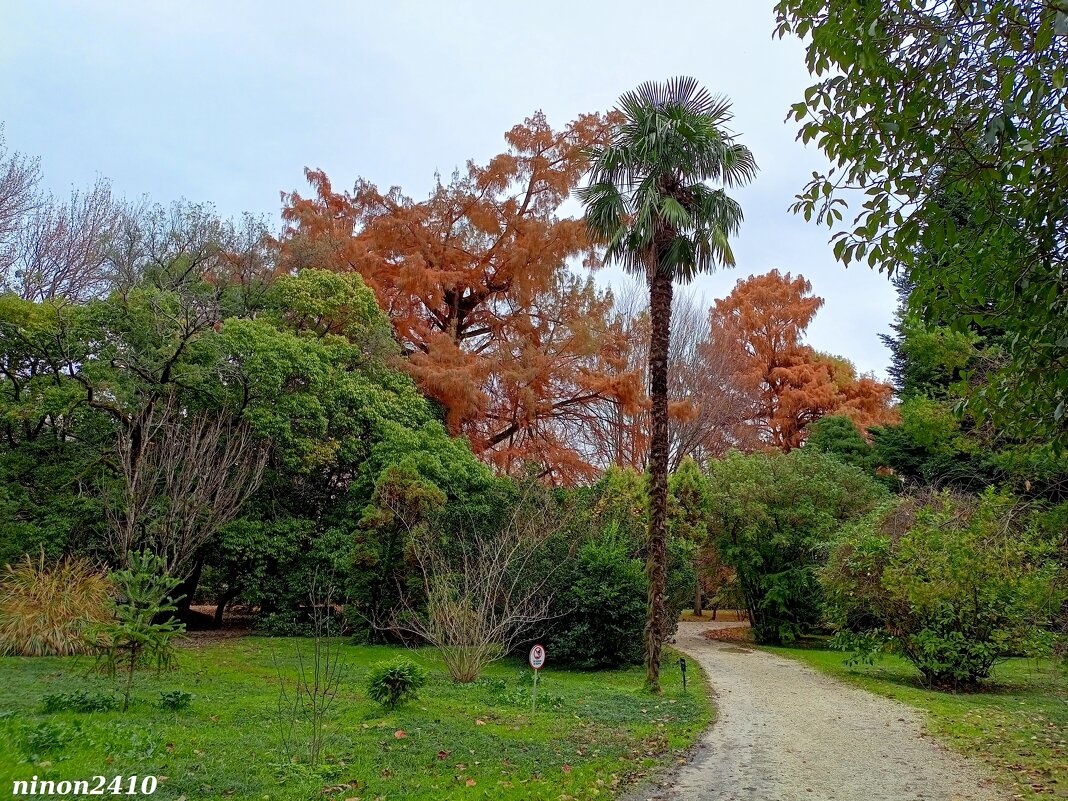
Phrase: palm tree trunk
[{"left": 645, "top": 266, "right": 673, "bottom": 693}]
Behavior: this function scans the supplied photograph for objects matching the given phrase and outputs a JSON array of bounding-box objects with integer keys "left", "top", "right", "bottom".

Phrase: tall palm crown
[
  {"left": 580, "top": 77, "right": 756, "bottom": 281},
  {"left": 580, "top": 77, "right": 754, "bottom": 692}
]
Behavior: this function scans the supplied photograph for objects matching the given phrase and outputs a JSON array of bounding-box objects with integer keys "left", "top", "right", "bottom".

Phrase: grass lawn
[
  {"left": 0, "top": 636, "right": 711, "bottom": 801},
  {"left": 763, "top": 641, "right": 1067, "bottom": 800}
]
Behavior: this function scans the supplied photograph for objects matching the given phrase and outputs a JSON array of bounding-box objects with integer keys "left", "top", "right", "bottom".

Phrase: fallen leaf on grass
[
  {"left": 562, "top": 763, "right": 572, "bottom": 773},
  {"left": 475, "top": 719, "right": 486, "bottom": 725},
  {"left": 393, "top": 730, "right": 407, "bottom": 738},
  {"left": 466, "top": 779, "right": 476, "bottom": 787},
  {"left": 437, "top": 750, "right": 451, "bottom": 759}
]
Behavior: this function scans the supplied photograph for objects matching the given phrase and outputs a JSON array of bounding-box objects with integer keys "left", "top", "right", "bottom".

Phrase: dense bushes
[
  {"left": 543, "top": 466, "right": 701, "bottom": 668},
  {"left": 824, "top": 490, "right": 1065, "bottom": 688},
  {"left": 707, "top": 449, "right": 887, "bottom": 644}
]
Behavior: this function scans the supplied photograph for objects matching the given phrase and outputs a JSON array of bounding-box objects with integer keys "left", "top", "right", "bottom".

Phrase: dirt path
[{"left": 635, "top": 621, "right": 1002, "bottom": 801}]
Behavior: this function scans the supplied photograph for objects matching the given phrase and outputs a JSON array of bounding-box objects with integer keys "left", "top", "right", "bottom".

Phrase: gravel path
[{"left": 635, "top": 622, "right": 1002, "bottom": 801}]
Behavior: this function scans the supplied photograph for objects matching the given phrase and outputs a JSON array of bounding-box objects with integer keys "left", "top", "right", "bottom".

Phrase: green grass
[
  {"left": 763, "top": 641, "right": 1067, "bottom": 800},
  {"left": 0, "top": 637, "right": 711, "bottom": 800}
]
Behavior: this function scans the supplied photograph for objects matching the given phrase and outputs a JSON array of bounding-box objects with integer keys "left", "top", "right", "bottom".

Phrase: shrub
[
  {"left": 157, "top": 689, "right": 193, "bottom": 711},
  {"left": 365, "top": 659, "right": 427, "bottom": 710},
  {"left": 41, "top": 690, "right": 118, "bottom": 713},
  {"left": 97, "top": 550, "right": 186, "bottom": 711},
  {"left": 391, "top": 484, "right": 561, "bottom": 683},
  {"left": 549, "top": 541, "right": 646, "bottom": 669},
  {"left": 708, "top": 450, "right": 887, "bottom": 644},
  {"left": 824, "top": 490, "right": 1065, "bottom": 689},
  {"left": 255, "top": 610, "right": 314, "bottom": 637},
  {"left": 0, "top": 551, "right": 112, "bottom": 656}
]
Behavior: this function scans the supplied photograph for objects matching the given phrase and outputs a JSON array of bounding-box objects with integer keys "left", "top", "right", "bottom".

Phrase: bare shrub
[
  {"left": 275, "top": 575, "right": 347, "bottom": 768},
  {"left": 390, "top": 488, "right": 565, "bottom": 682}
]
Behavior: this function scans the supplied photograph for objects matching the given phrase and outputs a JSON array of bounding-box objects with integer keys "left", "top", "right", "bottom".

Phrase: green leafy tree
[
  {"left": 707, "top": 449, "right": 886, "bottom": 644},
  {"left": 775, "top": 0, "right": 1068, "bottom": 449},
  {"left": 668, "top": 457, "right": 713, "bottom": 614},
  {"left": 581, "top": 77, "right": 756, "bottom": 691}
]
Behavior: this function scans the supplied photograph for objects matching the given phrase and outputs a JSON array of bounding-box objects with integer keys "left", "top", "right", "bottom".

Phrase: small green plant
[
  {"left": 96, "top": 550, "right": 186, "bottom": 711},
  {"left": 41, "top": 690, "right": 118, "bottom": 713},
  {"left": 0, "top": 550, "right": 113, "bottom": 656},
  {"left": 23, "top": 721, "right": 70, "bottom": 756},
  {"left": 157, "top": 689, "right": 193, "bottom": 711},
  {"left": 365, "top": 658, "right": 427, "bottom": 710}
]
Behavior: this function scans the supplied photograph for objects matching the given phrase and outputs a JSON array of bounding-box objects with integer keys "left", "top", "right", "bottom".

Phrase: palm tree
[{"left": 580, "top": 77, "right": 755, "bottom": 692}]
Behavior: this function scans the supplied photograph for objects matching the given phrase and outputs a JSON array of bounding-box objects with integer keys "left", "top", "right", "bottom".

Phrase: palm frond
[{"left": 581, "top": 76, "right": 755, "bottom": 281}]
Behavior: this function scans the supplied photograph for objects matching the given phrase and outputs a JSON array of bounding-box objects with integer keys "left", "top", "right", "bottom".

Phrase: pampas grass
[{"left": 0, "top": 551, "right": 113, "bottom": 656}]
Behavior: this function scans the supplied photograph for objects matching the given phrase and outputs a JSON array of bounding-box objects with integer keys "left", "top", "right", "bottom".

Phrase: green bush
[
  {"left": 254, "top": 610, "right": 314, "bottom": 637},
  {"left": 41, "top": 690, "right": 117, "bottom": 713},
  {"left": 824, "top": 490, "right": 1065, "bottom": 689},
  {"left": 549, "top": 540, "right": 646, "bottom": 669},
  {"left": 365, "top": 658, "right": 427, "bottom": 710}
]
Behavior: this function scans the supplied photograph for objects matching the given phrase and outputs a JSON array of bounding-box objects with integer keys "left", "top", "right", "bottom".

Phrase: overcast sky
[{"left": 1, "top": 1, "right": 898, "bottom": 377}]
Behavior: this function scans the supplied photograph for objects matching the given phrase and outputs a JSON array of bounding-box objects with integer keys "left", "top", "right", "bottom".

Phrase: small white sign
[{"left": 528, "top": 643, "right": 546, "bottom": 670}]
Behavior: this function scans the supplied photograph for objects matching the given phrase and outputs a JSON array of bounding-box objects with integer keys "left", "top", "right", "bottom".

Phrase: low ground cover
[
  {"left": 0, "top": 637, "right": 710, "bottom": 801},
  {"left": 765, "top": 641, "right": 1067, "bottom": 799}
]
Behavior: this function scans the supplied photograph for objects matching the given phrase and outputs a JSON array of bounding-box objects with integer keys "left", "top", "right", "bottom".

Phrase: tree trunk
[
  {"left": 645, "top": 267, "right": 673, "bottom": 693},
  {"left": 213, "top": 586, "right": 241, "bottom": 628},
  {"left": 173, "top": 555, "right": 203, "bottom": 616},
  {"left": 694, "top": 584, "right": 703, "bottom": 616}
]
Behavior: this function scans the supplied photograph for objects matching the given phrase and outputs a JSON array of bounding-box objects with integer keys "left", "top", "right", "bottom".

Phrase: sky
[{"left": 0, "top": 0, "right": 899, "bottom": 377}]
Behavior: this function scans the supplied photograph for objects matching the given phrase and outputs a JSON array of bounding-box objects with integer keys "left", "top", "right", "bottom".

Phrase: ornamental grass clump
[{"left": 0, "top": 551, "right": 112, "bottom": 656}]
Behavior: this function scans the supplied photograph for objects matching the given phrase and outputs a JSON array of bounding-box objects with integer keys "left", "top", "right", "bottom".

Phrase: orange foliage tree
[
  {"left": 708, "top": 270, "right": 895, "bottom": 450},
  {"left": 281, "top": 112, "right": 643, "bottom": 482}
]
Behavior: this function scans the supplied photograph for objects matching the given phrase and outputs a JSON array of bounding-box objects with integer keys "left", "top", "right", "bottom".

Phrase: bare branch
[{"left": 105, "top": 395, "right": 268, "bottom": 577}]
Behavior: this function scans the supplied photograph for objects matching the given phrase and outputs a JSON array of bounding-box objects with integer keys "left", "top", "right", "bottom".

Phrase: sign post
[{"left": 528, "top": 644, "right": 546, "bottom": 713}]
